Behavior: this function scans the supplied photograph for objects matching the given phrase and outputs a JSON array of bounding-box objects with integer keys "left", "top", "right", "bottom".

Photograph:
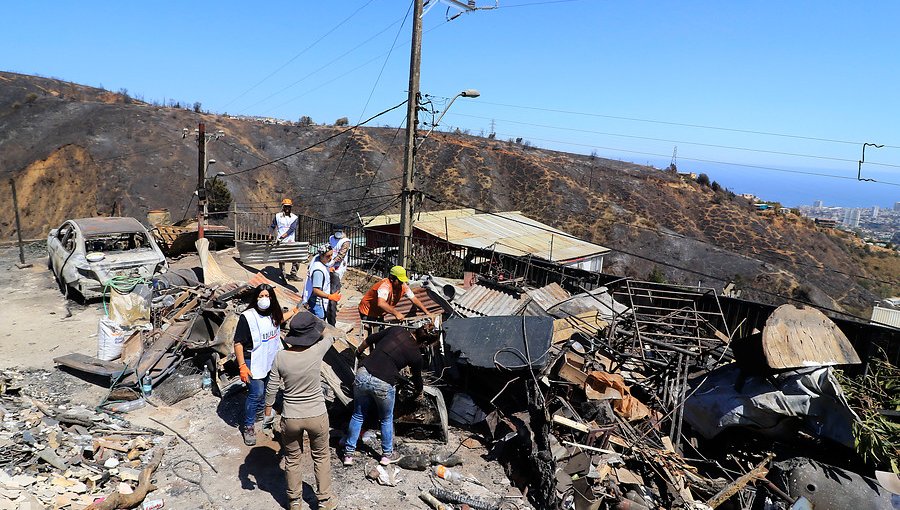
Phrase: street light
[{"left": 417, "top": 88, "right": 480, "bottom": 149}]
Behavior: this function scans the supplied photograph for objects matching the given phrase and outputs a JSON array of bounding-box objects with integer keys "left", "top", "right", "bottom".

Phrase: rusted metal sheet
[
  {"left": 53, "top": 353, "right": 130, "bottom": 378},
  {"left": 527, "top": 282, "right": 571, "bottom": 312},
  {"left": 334, "top": 286, "right": 447, "bottom": 333},
  {"left": 236, "top": 241, "right": 310, "bottom": 264},
  {"left": 451, "top": 284, "right": 530, "bottom": 317},
  {"left": 762, "top": 304, "right": 861, "bottom": 369},
  {"left": 248, "top": 272, "right": 303, "bottom": 308}
]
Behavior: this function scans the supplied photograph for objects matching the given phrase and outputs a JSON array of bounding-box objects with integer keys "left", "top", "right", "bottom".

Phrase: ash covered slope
[{"left": 0, "top": 71, "right": 893, "bottom": 314}]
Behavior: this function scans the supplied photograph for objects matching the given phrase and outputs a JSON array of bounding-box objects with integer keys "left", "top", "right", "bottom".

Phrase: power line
[
  {"left": 496, "top": 0, "right": 583, "bottom": 7},
  {"left": 237, "top": 15, "right": 406, "bottom": 115},
  {"left": 220, "top": 0, "right": 376, "bottom": 110},
  {"left": 488, "top": 131, "right": 900, "bottom": 187},
  {"left": 224, "top": 99, "right": 407, "bottom": 177},
  {"left": 259, "top": 17, "right": 452, "bottom": 118},
  {"left": 448, "top": 112, "right": 900, "bottom": 169},
  {"left": 322, "top": 0, "right": 415, "bottom": 197},
  {"left": 475, "top": 99, "right": 900, "bottom": 150},
  {"left": 349, "top": 121, "right": 407, "bottom": 217}
]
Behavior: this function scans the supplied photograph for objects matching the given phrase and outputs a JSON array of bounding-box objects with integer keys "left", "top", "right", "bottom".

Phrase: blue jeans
[
  {"left": 244, "top": 376, "right": 268, "bottom": 428},
  {"left": 344, "top": 367, "right": 396, "bottom": 455}
]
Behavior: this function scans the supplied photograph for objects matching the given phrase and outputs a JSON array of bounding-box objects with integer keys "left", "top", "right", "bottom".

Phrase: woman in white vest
[
  {"left": 234, "top": 284, "right": 286, "bottom": 446},
  {"left": 301, "top": 245, "right": 341, "bottom": 322}
]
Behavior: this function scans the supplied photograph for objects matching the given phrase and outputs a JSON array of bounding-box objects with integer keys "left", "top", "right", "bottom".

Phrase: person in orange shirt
[{"left": 358, "top": 265, "right": 430, "bottom": 326}]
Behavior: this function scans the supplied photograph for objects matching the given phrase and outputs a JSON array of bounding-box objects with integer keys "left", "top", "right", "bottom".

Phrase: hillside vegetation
[{"left": 1, "top": 71, "right": 896, "bottom": 317}]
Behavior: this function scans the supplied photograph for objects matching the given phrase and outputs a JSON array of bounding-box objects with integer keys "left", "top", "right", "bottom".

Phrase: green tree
[
  {"left": 335, "top": 117, "right": 349, "bottom": 127},
  {"left": 206, "top": 178, "right": 232, "bottom": 215},
  {"left": 697, "top": 173, "right": 710, "bottom": 186},
  {"left": 298, "top": 115, "right": 314, "bottom": 126},
  {"left": 647, "top": 266, "right": 667, "bottom": 283}
]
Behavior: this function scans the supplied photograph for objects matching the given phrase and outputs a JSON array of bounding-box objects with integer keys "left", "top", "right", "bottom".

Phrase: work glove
[
  {"left": 327, "top": 292, "right": 342, "bottom": 302},
  {"left": 329, "top": 266, "right": 336, "bottom": 273},
  {"left": 262, "top": 413, "right": 276, "bottom": 428},
  {"left": 239, "top": 363, "right": 252, "bottom": 384}
]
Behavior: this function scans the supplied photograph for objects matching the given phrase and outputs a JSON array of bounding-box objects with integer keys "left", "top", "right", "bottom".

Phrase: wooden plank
[
  {"left": 53, "top": 353, "right": 131, "bottom": 378},
  {"left": 762, "top": 304, "right": 861, "bottom": 369},
  {"left": 552, "top": 414, "right": 590, "bottom": 433},
  {"left": 557, "top": 352, "right": 588, "bottom": 386}
]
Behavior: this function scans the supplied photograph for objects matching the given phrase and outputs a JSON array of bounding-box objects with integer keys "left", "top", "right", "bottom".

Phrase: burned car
[{"left": 47, "top": 217, "right": 167, "bottom": 299}]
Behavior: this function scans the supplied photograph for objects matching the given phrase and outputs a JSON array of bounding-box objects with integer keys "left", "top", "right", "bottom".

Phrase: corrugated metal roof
[
  {"left": 237, "top": 241, "right": 311, "bottom": 264},
  {"left": 360, "top": 208, "right": 609, "bottom": 262},
  {"left": 248, "top": 272, "right": 303, "bottom": 308},
  {"left": 450, "top": 284, "right": 530, "bottom": 318},
  {"left": 527, "top": 282, "right": 571, "bottom": 312},
  {"left": 871, "top": 306, "right": 900, "bottom": 329},
  {"left": 336, "top": 287, "right": 447, "bottom": 332}
]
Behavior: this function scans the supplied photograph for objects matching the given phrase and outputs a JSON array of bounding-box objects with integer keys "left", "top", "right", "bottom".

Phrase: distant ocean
[{"left": 677, "top": 162, "right": 899, "bottom": 209}]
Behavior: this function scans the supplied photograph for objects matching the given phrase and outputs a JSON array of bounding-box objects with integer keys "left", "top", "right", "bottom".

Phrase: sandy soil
[{"left": 1, "top": 243, "right": 528, "bottom": 510}]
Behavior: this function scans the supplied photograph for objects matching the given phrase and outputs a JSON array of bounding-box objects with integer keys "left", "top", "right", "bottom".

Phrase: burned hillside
[{"left": 0, "top": 70, "right": 896, "bottom": 315}]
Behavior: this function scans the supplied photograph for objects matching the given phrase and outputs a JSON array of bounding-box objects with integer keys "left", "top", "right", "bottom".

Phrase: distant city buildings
[
  {"left": 873, "top": 205, "right": 880, "bottom": 219},
  {"left": 813, "top": 200, "right": 824, "bottom": 208},
  {"left": 895, "top": 202, "right": 900, "bottom": 212},
  {"left": 843, "top": 208, "right": 861, "bottom": 228}
]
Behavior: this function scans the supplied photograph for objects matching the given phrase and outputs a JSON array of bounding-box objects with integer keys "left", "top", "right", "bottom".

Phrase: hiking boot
[
  {"left": 288, "top": 499, "right": 305, "bottom": 510},
  {"left": 380, "top": 451, "right": 400, "bottom": 466},
  {"left": 341, "top": 454, "right": 354, "bottom": 467},
  {"left": 318, "top": 499, "right": 338, "bottom": 510},
  {"left": 286, "top": 273, "right": 299, "bottom": 281},
  {"left": 240, "top": 425, "right": 257, "bottom": 446}
]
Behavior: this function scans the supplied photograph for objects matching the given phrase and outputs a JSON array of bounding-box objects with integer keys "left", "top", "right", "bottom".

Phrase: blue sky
[{"left": 2, "top": 0, "right": 899, "bottom": 208}]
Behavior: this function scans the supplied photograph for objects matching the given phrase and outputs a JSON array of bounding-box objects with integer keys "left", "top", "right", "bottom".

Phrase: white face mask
[
  {"left": 257, "top": 297, "right": 271, "bottom": 311},
  {"left": 334, "top": 231, "right": 344, "bottom": 239}
]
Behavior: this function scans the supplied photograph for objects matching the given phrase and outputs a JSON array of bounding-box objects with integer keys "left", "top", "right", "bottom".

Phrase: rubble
[
  {"left": 0, "top": 369, "right": 168, "bottom": 510},
  {"left": 22, "top": 239, "right": 899, "bottom": 509},
  {"left": 424, "top": 276, "right": 900, "bottom": 509}
]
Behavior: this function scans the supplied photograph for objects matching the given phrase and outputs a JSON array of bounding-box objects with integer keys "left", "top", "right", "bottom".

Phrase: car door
[{"left": 47, "top": 222, "right": 71, "bottom": 274}]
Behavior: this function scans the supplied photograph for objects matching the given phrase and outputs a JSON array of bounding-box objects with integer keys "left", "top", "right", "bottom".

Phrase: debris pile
[
  {"left": 426, "top": 276, "right": 900, "bottom": 509},
  {"left": 0, "top": 369, "right": 169, "bottom": 510}
]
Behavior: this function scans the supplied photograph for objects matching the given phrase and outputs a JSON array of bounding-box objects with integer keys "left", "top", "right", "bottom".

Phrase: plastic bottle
[
  {"left": 141, "top": 374, "right": 153, "bottom": 396},
  {"left": 106, "top": 398, "right": 147, "bottom": 413},
  {"left": 433, "top": 465, "right": 464, "bottom": 484},
  {"left": 201, "top": 367, "right": 212, "bottom": 390},
  {"left": 430, "top": 452, "right": 463, "bottom": 467}
]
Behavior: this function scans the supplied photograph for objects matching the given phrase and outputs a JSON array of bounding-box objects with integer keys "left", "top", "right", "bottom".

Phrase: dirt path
[{"left": 0, "top": 244, "right": 100, "bottom": 370}]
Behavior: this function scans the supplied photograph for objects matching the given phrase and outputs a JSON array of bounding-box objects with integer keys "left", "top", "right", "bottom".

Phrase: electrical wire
[
  {"left": 238, "top": 15, "right": 407, "bottom": 114},
  {"left": 224, "top": 99, "right": 408, "bottom": 177},
  {"left": 447, "top": 112, "right": 900, "bottom": 169},
  {"left": 321, "top": 0, "right": 414, "bottom": 198},
  {"left": 488, "top": 131, "right": 900, "bottom": 186},
  {"left": 221, "top": 0, "right": 376, "bottom": 110},
  {"left": 475, "top": 99, "right": 900, "bottom": 150}
]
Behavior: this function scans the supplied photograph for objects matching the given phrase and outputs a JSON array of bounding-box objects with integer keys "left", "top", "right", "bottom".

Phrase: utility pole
[
  {"left": 9, "top": 178, "right": 26, "bottom": 266},
  {"left": 196, "top": 123, "right": 207, "bottom": 239},
  {"left": 398, "top": 0, "right": 424, "bottom": 268}
]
